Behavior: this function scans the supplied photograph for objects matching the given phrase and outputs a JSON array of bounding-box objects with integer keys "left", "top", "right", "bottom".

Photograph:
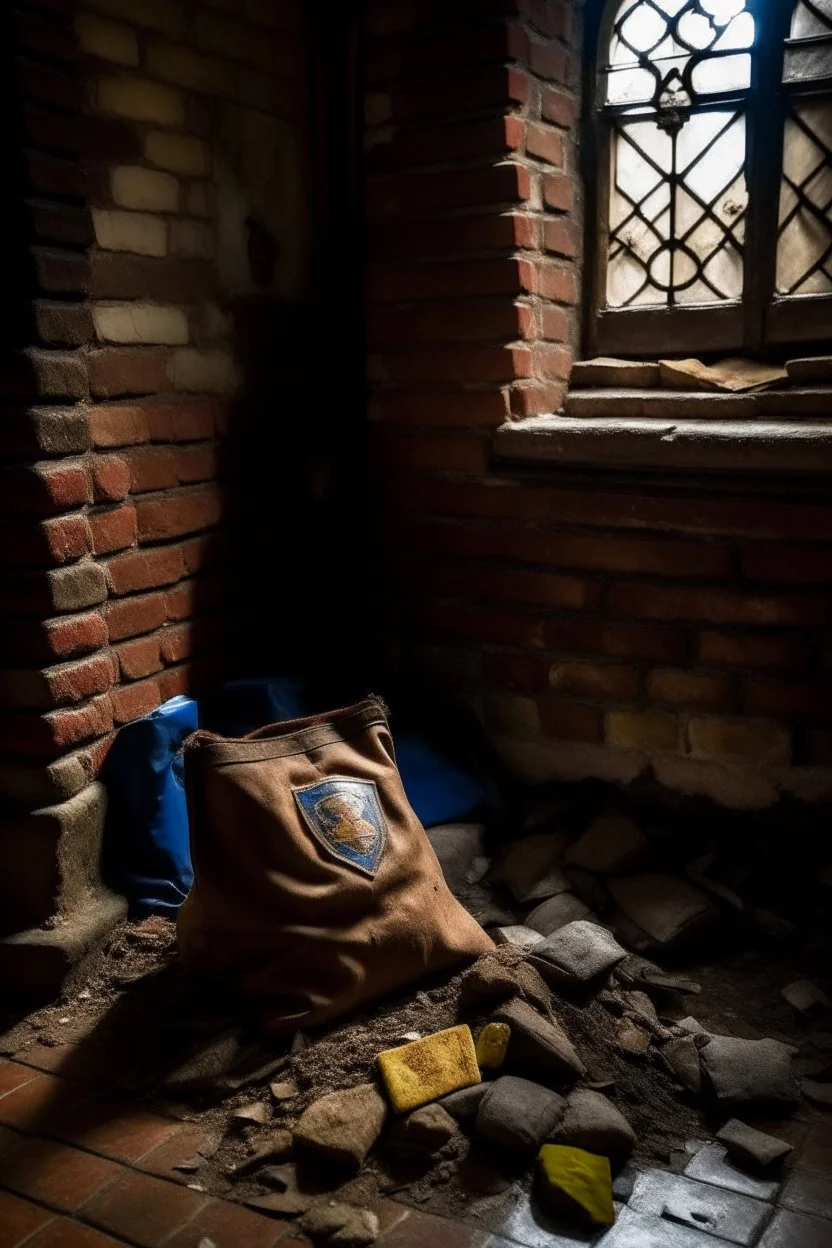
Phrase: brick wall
[
  {"left": 0, "top": 0, "right": 315, "bottom": 966},
  {"left": 364, "top": 0, "right": 832, "bottom": 812}
]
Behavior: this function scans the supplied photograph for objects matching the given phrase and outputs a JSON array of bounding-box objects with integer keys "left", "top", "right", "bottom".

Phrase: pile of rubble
[{"left": 4, "top": 795, "right": 831, "bottom": 1246}]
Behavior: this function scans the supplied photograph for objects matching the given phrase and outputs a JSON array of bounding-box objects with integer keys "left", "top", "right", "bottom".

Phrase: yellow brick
[
  {"left": 377, "top": 1026, "right": 480, "bottom": 1113},
  {"left": 687, "top": 717, "right": 791, "bottom": 764},
  {"left": 75, "top": 13, "right": 139, "bottom": 66},
  {"left": 146, "top": 40, "right": 235, "bottom": 96},
  {"left": 170, "top": 219, "right": 214, "bottom": 259},
  {"left": 605, "top": 709, "right": 679, "bottom": 752},
  {"left": 112, "top": 165, "right": 179, "bottom": 213},
  {"left": 92, "top": 209, "right": 167, "bottom": 258},
  {"left": 84, "top": 0, "right": 185, "bottom": 39},
  {"left": 537, "top": 1145, "right": 614, "bottom": 1227},
  {"left": 99, "top": 77, "right": 184, "bottom": 126},
  {"left": 93, "top": 302, "right": 188, "bottom": 345},
  {"left": 145, "top": 131, "right": 209, "bottom": 176},
  {"left": 475, "top": 1022, "right": 510, "bottom": 1071},
  {"left": 168, "top": 348, "right": 239, "bottom": 394}
]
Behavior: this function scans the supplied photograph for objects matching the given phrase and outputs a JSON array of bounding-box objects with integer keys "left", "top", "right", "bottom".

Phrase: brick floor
[
  {"left": 0, "top": 1073, "right": 94, "bottom": 1135},
  {"left": 80, "top": 1170, "right": 211, "bottom": 1247},
  {"left": 20, "top": 1220, "right": 125, "bottom": 1248},
  {"left": 49, "top": 1097, "right": 180, "bottom": 1164},
  {"left": 0, "top": 1138, "right": 121, "bottom": 1213},
  {"left": 0, "top": 1189, "right": 55, "bottom": 1248}
]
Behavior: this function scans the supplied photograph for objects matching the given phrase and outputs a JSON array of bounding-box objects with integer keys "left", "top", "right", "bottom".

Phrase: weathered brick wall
[
  {"left": 364, "top": 0, "right": 832, "bottom": 811},
  {"left": 0, "top": 0, "right": 312, "bottom": 969}
]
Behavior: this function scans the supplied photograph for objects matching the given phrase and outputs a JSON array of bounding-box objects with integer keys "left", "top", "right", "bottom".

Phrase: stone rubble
[
  {"left": 715, "top": 1119, "right": 794, "bottom": 1171},
  {"left": 524, "top": 891, "right": 591, "bottom": 936},
  {"left": 782, "top": 978, "right": 829, "bottom": 1020},
  {"left": 293, "top": 1083, "right": 387, "bottom": 1167},
  {"left": 476, "top": 1075, "right": 566, "bottom": 1152},
  {"left": 534, "top": 919, "right": 628, "bottom": 982}
]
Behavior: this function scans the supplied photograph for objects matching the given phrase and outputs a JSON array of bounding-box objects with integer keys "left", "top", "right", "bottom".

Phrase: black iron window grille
[{"left": 584, "top": 0, "right": 832, "bottom": 356}]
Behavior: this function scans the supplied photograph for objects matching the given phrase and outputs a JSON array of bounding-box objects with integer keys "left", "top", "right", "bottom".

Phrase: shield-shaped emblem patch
[{"left": 293, "top": 777, "right": 386, "bottom": 877}]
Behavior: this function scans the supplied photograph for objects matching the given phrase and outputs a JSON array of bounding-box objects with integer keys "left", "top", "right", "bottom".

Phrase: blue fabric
[
  {"left": 395, "top": 734, "right": 496, "bottom": 829},
  {"left": 102, "top": 695, "right": 197, "bottom": 915},
  {"left": 199, "top": 677, "right": 307, "bottom": 738}
]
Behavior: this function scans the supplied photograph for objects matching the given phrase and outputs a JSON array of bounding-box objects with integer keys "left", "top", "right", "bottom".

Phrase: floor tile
[
  {"left": 684, "top": 1145, "right": 781, "bottom": 1202},
  {"left": 136, "top": 1123, "right": 220, "bottom": 1185},
  {"left": 759, "top": 1208, "right": 832, "bottom": 1248},
  {"left": 629, "top": 1171, "right": 773, "bottom": 1246},
  {"left": 0, "top": 1075, "right": 95, "bottom": 1134},
  {"left": 780, "top": 1167, "right": 832, "bottom": 1220},
  {"left": 800, "top": 1123, "right": 832, "bottom": 1178},
  {"left": 0, "top": 1189, "right": 55, "bottom": 1248},
  {"left": 377, "top": 1207, "right": 490, "bottom": 1247},
  {"left": 597, "top": 1207, "right": 735, "bottom": 1247},
  {"left": 0, "top": 1062, "right": 39, "bottom": 1099},
  {"left": 0, "top": 1125, "right": 27, "bottom": 1162},
  {"left": 23, "top": 1220, "right": 126, "bottom": 1248},
  {"left": 81, "top": 1170, "right": 210, "bottom": 1247},
  {"left": 496, "top": 1191, "right": 601, "bottom": 1247},
  {"left": 14, "top": 1045, "right": 119, "bottom": 1089},
  {"left": 0, "top": 1137, "right": 122, "bottom": 1213},
  {"left": 161, "top": 1197, "right": 288, "bottom": 1248},
  {"left": 50, "top": 1097, "right": 180, "bottom": 1163}
]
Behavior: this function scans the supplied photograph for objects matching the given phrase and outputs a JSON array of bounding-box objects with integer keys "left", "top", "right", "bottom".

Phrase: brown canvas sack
[{"left": 178, "top": 698, "right": 493, "bottom": 1033}]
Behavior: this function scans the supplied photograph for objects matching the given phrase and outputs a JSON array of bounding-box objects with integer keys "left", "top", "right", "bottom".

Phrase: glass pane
[
  {"left": 777, "top": 102, "right": 832, "bottom": 294},
  {"left": 607, "top": 110, "right": 747, "bottom": 307}
]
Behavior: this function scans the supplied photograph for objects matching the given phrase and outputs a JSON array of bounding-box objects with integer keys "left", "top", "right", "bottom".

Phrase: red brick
[
  {"left": 370, "top": 212, "right": 537, "bottom": 263},
  {"left": 371, "top": 431, "right": 488, "bottom": 473},
  {"left": 158, "top": 623, "right": 192, "bottom": 665},
  {"left": 539, "top": 700, "right": 602, "bottom": 742},
  {"left": 368, "top": 257, "right": 526, "bottom": 303},
  {"left": 116, "top": 636, "right": 163, "bottom": 681},
  {"left": 367, "top": 298, "right": 527, "bottom": 346},
  {"left": 370, "top": 161, "right": 530, "bottom": 217},
  {"left": 89, "top": 505, "right": 137, "bottom": 555},
  {"left": 12, "top": 515, "right": 92, "bottom": 566},
  {"left": 742, "top": 678, "right": 823, "bottom": 719},
  {"left": 545, "top": 618, "right": 687, "bottom": 663},
  {"left": 6, "top": 463, "right": 91, "bottom": 515},
  {"left": 88, "top": 349, "right": 168, "bottom": 399},
  {"left": 381, "top": 346, "right": 532, "bottom": 384},
  {"left": 510, "top": 382, "right": 566, "bottom": 415},
  {"left": 135, "top": 489, "right": 223, "bottom": 542},
  {"left": 540, "top": 303, "right": 572, "bottom": 340},
  {"left": 43, "top": 613, "right": 108, "bottom": 659},
  {"left": 105, "top": 547, "right": 184, "bottom": 594},
  {"left": 529, "top": 39, "right": 568, "bottom": 82},
  {"left": 180, "top": 534, "right": 221, "bottom": 574},
  {"left": 126, "top": 448, "right": 178, "bottom": 493},
  {"left": 46, "top": 655, "right": 115, "bottom": 706},
  {"left": 610, "top": 583, "right": 826, "bottom": 627},
  {"left": 399, "top": 558, "right": 603, "bottom": 611},
  {"left": 0, "top": 1138, "right": 121, "bottom": 1213},
  {"left": 698, "top": 630, "right": 810, "bottom": 672},
  {"left": 537, "top": 263, "right": 578, "bottom": 303},
  {"left": 161, "top": 1198, "right": 286, "bottom": 1248},
  {"left": 541, "top": 85, "right": 577, "bottom": 127},
  {"left": 542, "top": 171, "right": 573, "bottom": 212},
  {"left": 647, "top": 668, "right": 733, "bottom": 712},
  {"left": 88, "top": 404, "right": 151, "bottom": 449},
  {"left": 606, "top": 709, "right": 680, "bottom": 751},
  {"left": 483, "top": 650, "right": 547, "bottom": 693},
  {"left": 40, "top": 695, "right": 113, "bottom": 753},
  {"left": 158, "top": 665, "right": 191, "bottom": 700},
  {"left": 0, "top": 1060, "right": 39, "bottom": 1097},
  {"left": 549, "top": 662, "right": 640, "bottom": 700},
  {"left": 742, "top": 545, "right": 832, "bottom": 583},
  {"left": 534, "top": 343, "right": 572, "bottom": 380},
  {"left": 173, "top": 445, "right": 218, "bottom": 483},
  {"left": 144, "top": 401, "right": 220, "bottom": 443},
  {"left": 0, "top": 1190, "right": 55, "bottom": 1244},
  {"left": 104, "top": 592, "right": 168, "bottom": 641},
  {"left": 525, "top": 122, "right": 564, "bottom": 165},
  {"left": 109, "top": 678, "right": 162, "bottom": 723},
  {"left": 543, "top": 217, "right": 579, "bottom": 258},
  {"left": 0, "top": 1073, "right": 93, "bottom": 1133},
  {"left": 81, "top": 1170, "right": 209, "bottom": 1247},
  {"left": 392, "top": 64, "right": 527, "bottom": 123},
  {"left": 165, "top": 581, "right": 197, "bottom": 621},
  {"left": 410, "top": 600, "right": 544, "bottom": 647},
  {"left": 373, "top": 389, "right": 508, "bottom": 427},
  {"left": 367, "top": 114, "right": 523, "bottom": 175},
  {"left": 16, "top": 1219, "right": 123, "bottom": 1248},
  {"left": 91, "top": 455, "right": 130, "bottom": 504}
]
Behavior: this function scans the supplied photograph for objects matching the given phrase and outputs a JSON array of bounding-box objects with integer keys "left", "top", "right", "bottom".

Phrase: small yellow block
[
  {"left": 475, "top": 1022, "right": 510, "bottom": 1070},
  {"left": 377, "top": 1025, "right": 481, "bottom": 1113},
  {"left": 537, "top": 1144, "right": 615, "bottom": 1227}
]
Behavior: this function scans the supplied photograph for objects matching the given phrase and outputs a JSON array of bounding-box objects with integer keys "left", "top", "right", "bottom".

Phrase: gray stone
[
  {"left": 570, "top": 357, "right": 662, "bottom": 389},
  {"left": 232, "top": 1101, "right": 270, "bottom": 1125},
  {"left": 700, "top": 1036, "right": 799, "bottom": 1113},
  {"left": 565, "top": 814, "right": 649, "bottom": 875},
  {"left": 476, "top": 1075, "right": 566, "bottom": 1153},
  {"left": 622, "top": 990, "right": 662, "bottom": 1033},
  {"left": 684, "top": 1144, "right": 780, "bottom": 1201},
  {"left": 270, "top": 1080, "right": 299, "bottom": 1101},
  {"left": 534, "top": 920, "right": 627, "bottom": 982},
  {"left": 716, "top": 1119, "right": 793, "bottom": 1171},
  {"left": 608, "top": 874, "right": 718, "bottom": 952},
  {"left": 782, "top": 980, "right": 829, "bottom": 1020},
  {"left": 492, "top": 925, "right": 544, "bottom": 950},
  {"left": 630, "top": 1170, "right": 773, "bottom": 1245},
  {"left": 781, "top": 1166, "right": 832, "bottom": 1220},
  {"left": 494, "top": 996, "right": 586, "bottom": 1080},
  {"left": 398, "top": 1104, "right": 456, "bottom": 1151},
  {"left": 616, "top": 1019, "right": 651, "bottom": 1057},
  {"left": 550, "top": 1089, "right": 636, "bottom": 1160},
  {"left": 742, "top": 907, "right": 796, "bottom": 945},
  {"left": 659, "top": 1037, "right": 702, "bottom": 1093},
  {"left": 498, "top": 832, "right": 570, "bottom": 904},
  {"left": 298, "top": 1203, "right": 379, "bottom": 1247},
  {"left": 760, "top": 1209, "right": 832, "bottom": 1248},
  {"left": 246, "top": 1162, "right": 333, "bottom": 1214},
  {"left": 425, "top": 823, "right": 487, "bottom": 893},
  {"left": 294, "top": 1084, "right": 387, "bottom": 1168},
  {"left": 599, "top": 1206, "right": 735, "bottom": 1247},
  {"left": 229, "top": 1133, "right": 294, "bottom": 1174},
  {"left": 564, "top": 867, "right": 609, "bottom": 913},
  {"left": 613, "top": 1164, "right": 639, "bottom": 1202},
  {"left": 525, "top": 893, "right": 591, "bottom": 936},
  {"left": 618, "top": 959, "right": 703, "bottom": 997},
  {"left": 785, "top": 356, "right": 832, "bottom": 384},
  {"left": 439, "top": 1083, "right": 489, "bottom": 1120}
]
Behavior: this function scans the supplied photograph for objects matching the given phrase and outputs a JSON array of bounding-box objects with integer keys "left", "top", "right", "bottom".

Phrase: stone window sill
[{"left": 495, "top": 387, "right": 832, "bottom": 474}]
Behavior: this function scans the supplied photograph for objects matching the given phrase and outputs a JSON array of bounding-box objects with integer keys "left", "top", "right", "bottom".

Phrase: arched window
[{"left": 585, "top": 0, "right": 832, "bottom": 356}]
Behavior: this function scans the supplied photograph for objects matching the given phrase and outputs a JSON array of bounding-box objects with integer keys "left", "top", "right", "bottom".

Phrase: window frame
[{"left": 582, "top": 0, "right": 832, "bottom": 360}]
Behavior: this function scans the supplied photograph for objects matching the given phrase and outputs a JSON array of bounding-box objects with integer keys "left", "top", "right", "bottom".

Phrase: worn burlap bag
[{"left": 178, "top": 698, "right": 493, "bottom": 1033}]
